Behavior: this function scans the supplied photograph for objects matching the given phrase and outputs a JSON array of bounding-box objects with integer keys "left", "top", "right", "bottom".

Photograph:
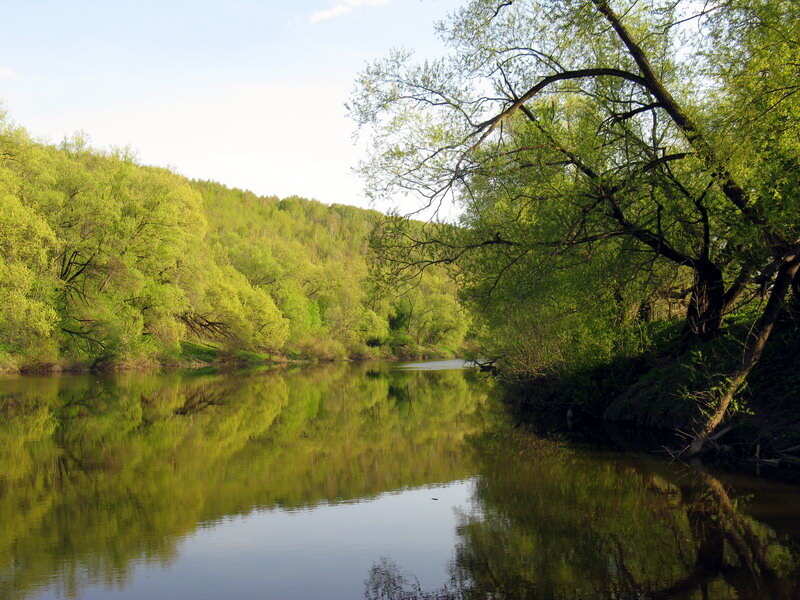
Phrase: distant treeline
[{"left": 0, "top": 115, "right": 468, "bottom": 372}]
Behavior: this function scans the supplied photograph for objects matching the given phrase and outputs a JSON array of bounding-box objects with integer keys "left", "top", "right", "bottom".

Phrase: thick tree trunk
[
  {"left": 686, "top": 262, "right": 725, "bottom": 341},
  {"left": 687, "top": 254, "right": 800, "bottom": 456}
]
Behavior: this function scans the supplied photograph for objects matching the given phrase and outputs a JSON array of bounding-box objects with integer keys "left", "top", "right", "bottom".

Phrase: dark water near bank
[{"left": 1, "top": 363, "right": 799, "bottom": 600}]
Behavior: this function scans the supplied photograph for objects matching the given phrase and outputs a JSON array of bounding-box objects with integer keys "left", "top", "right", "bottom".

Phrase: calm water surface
[{"left": 1, "top": 362, "right": 799, "bottom": 599}]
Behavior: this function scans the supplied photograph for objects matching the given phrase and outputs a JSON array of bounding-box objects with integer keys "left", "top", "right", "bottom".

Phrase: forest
[
  {"left": 0, "top": 115, "right": 468, "bottom": 373},
  {"left": 351, "top": 0, "right": 799, "bottom": 456}
]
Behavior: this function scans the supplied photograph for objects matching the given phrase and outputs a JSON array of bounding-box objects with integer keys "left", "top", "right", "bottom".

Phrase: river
[{"left": 1, "top": 362, "right": 799, "bottom": 599}]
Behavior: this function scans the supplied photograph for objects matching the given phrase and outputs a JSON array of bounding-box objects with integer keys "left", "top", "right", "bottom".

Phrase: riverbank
[
  {"left": 0, "top": 341, "right": 461, "bottom": 376},
  {"left": 500, "top": 314, "right": 800, "bottom": 468},
  {"left": 0, "top": 346, "right": 294, "bottom": 376}
]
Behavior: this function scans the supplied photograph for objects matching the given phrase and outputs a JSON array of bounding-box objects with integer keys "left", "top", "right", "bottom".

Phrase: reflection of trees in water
[
  {"left": 365, "top": 432, "right": 800, "bottom": 600},
  {"left": 364, "top": 558, "right": 462, "bottom": 600},
  {"left": 0, "top": 365, "right": 495, "bottom": 600},
  {"left": 674, "top": 469, "right": 800, "bottom": 599},
  {"left": 5, "top": 369, "right": 799, "bottom": 600}
]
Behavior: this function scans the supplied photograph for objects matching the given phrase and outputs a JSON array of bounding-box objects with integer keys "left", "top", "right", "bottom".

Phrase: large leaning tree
[{"left": 349, "top": 0, "right": 799, "bottom": 453}]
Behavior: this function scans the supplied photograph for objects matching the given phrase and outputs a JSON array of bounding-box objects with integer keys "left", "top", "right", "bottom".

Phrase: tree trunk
[
  {"left": 687, "top": 254, "right": 800, "bottom": 456},
  {"left": 686, "top": 262, "right": 725, "bottom": 341}
]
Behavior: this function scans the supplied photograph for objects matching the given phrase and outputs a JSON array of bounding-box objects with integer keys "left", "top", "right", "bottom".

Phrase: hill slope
[{"left": 0, "top": 119, "right": 467, "bottom": 372}]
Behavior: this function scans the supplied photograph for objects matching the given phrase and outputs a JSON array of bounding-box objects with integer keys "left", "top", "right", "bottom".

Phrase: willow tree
[{"left": 350, "top": 0, "right": 800, "bottom": 452}]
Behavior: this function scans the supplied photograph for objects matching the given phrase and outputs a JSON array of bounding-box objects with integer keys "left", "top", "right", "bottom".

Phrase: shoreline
[
  {"left": 503, "top": 384, "right": 800, "bottom": 483},
  {"left": 0, "top": 351, "right": 460, "bottom": 377},
  {"left": 3, "top": 356, "right": 797, "bottom": 482}
]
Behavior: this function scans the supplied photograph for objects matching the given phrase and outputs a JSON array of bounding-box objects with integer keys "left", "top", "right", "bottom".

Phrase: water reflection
[
  {"left": 1, "top": 365, "right": 799, "bottom": 600},
  {"left": 0, "top": 364, "right": 494, "bottom": 600},
  {"left": 366, "top": 431, "right": 800, "bottom": 600}
]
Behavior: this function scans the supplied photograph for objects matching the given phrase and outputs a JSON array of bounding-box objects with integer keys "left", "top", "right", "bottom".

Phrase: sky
[{"left": 0, "top": 0, "right": 463, "bottom": 210}]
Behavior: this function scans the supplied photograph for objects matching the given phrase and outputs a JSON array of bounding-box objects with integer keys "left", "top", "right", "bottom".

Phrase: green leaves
[
  {"left": 0, "top": 114, "right": 469, "bottom": 369},
  {"left": 351, "top": 0, "right": 800, "bottom": 383}
]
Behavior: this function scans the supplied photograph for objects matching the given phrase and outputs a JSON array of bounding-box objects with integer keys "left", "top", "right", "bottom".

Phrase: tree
[{"left": 351, "top": 0, "right": 800, "bottom": 452}]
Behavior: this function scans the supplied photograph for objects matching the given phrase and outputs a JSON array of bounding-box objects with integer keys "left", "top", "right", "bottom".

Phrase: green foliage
[
  {"left": 179, "top": 341, "right": 220, "bottom": 364},
  {"left": 0, "top": 116, "right": 469, "bottom": 369},
  {"left": 507, "top": 311, "right": 800, "bottom": 441},
  {"left": 0, "top": 182, "right": 59, "bottom": 360},
  {"left": 353, "top": 0, "right": 800, "bottom": 431}
]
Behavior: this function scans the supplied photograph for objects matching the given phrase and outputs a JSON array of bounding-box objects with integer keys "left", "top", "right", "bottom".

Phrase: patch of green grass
[
  {"left": 232, "top": 349, "right": 270, "bottom": 364},
  {"left": 180, "top": 342, "right": 221, "bottom": 363}
]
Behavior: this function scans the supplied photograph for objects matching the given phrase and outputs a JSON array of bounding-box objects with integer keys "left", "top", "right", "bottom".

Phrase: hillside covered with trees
[{"left": 0, "top": 114, "right": 469, "bottom": 373}]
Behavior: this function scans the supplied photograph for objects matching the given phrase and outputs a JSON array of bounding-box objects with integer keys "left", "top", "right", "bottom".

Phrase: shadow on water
[{"left": 1, "top": 363, "right": 799, "bottom": 600}]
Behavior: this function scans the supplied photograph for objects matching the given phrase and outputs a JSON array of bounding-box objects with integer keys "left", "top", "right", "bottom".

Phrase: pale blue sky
[{"left": 0, "top": 0, "right": 462, "bottom": 208}]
